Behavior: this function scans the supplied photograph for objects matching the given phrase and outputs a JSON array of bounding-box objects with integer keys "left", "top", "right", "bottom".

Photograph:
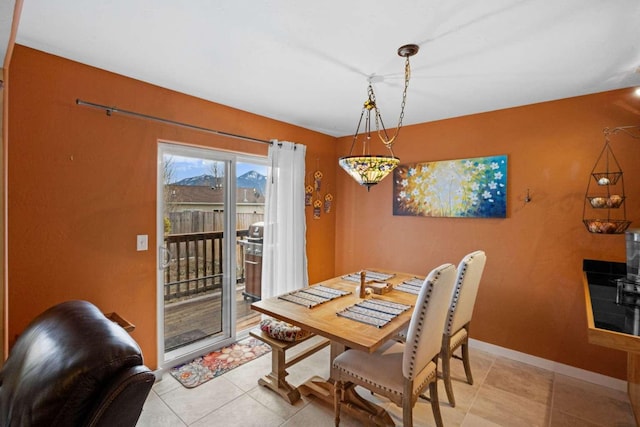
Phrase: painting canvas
[{"left": 393, "top": 155, "right": 507, "bottom": 218}]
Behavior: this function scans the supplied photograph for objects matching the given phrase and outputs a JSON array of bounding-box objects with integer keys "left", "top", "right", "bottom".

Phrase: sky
[{"left": 166, "top": 155, "right": 267, "bottom": 183}]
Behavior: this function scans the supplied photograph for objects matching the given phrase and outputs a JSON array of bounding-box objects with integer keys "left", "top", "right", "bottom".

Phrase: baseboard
[{"left": 469, "top": 338, "right": 627, "bottom": 392}]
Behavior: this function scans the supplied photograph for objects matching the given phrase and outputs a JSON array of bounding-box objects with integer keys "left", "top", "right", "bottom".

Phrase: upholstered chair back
[
  {"left": 445, "top": 250, "right": 487, "bottom": 336},
  {"left": 0, "top": 300, "right": 155, "bottom": 427},
  {"left": 403, "top": 263, "right": 456, "bottom": 380}
]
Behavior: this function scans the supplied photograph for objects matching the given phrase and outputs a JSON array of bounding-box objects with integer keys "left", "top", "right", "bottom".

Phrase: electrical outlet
[{"left": 137, "top": 234, "right": 148, "bottom": 251}]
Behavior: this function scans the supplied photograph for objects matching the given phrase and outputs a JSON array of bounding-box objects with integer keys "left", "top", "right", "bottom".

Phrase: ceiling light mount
[
  {"left": 397, "top": 44, "right": 419, "bottom": 58},
  {"left": 339, "top": 44, "right": 420, "bottom": 191}
]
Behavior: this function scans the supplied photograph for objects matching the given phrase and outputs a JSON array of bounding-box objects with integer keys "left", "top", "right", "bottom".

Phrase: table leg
[
  {"left": 299, "top": 341, "right": 344, "bottom": 401},
  {"left": 298, "top": 341, "right": 394, "bottom": 426},
  {"left": 341, "top": 385, "right": 395, "bottom": 426},
  {"left": 330, "top": 341, "right": 346, "bottom": 381}
]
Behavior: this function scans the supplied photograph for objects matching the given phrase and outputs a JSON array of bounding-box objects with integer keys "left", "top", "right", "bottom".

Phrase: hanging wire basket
[
  {"left": 591, "top": 171, "right": 622, "bottom": 186},
  {"left": 586, "top": 195, "right": 625, "bottom": 209},
  {"left": 583, "top": 219, "right": 632, "bottom": 234},
  {"left": 582, "top": 128, "right": 632, "bottom": 235}
]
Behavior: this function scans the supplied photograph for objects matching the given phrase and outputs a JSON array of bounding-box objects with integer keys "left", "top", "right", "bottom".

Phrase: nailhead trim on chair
[
  {"left": 445, "top": 254, "right": 475, "bottom": 335},
  {"left": 332, "top": 269, "right": 442, "bottom": 398},
  {"left": 449, "top": 327, "right": 468, "bottom": 351},
  {"left": 411, "top": 362, "right": 437, "bottom": 399},
  {"left": 334, "top": 367, "right": 402, "bottom": 399},
  {"left": 407, "top": 270, "right": 437, "bottom": 378},
  {"left": 333, "top": 362, "right": 437, "bottom": 402}
]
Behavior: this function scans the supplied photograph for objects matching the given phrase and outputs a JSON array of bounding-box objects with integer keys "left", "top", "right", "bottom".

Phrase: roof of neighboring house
[{"left": 166, "top": 185, "right": 265, "bottom": 205}]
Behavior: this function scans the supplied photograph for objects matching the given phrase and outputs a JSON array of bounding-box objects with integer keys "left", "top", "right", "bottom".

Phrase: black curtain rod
[{"left": 75, "top": 99, "right": 273, "bottom": 145}]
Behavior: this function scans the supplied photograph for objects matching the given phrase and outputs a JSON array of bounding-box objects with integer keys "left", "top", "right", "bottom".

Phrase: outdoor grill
[{"left": 240, "top": 221, "right": 264, "bottom": 301}]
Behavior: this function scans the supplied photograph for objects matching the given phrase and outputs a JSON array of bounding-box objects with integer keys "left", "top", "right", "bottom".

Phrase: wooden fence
[{"left": 168, "top": 211, "right": 264, "bottom": 234}]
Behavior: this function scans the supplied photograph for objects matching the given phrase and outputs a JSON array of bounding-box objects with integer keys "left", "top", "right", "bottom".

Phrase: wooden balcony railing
[{"left": 163, "top": 229, "right": 250, "bottom": 302}]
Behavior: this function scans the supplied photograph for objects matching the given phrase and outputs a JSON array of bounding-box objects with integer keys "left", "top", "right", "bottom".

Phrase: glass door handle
[{"left": 159, "top": 245, "right": 174, "bottom": 269}]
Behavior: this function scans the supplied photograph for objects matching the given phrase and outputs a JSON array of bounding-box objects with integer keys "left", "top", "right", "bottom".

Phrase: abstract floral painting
[{"left": 393, "top": 155, "right": 507, "bottom": 218}]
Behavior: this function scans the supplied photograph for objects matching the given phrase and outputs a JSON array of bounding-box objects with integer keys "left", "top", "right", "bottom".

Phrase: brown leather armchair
[{"left": 0, "top": 300, "right": 155, "bottom": 426}]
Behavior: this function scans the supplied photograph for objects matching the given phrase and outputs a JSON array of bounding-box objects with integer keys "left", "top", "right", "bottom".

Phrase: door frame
[
  {"left": 156, "top": 142, "right": 237, "bottom": 370},
  {"left": 156, "top": 141, "right": 268, "bottom": 371}
]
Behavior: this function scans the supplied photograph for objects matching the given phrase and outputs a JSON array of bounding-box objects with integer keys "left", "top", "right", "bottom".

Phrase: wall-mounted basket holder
[{"left": 582, "top": 127, "right": 637, "bottom": 234}]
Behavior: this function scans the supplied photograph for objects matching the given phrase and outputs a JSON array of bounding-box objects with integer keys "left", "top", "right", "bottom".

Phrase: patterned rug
[{"left": 170, "top": 337, "right": 271, "bottom": 388}]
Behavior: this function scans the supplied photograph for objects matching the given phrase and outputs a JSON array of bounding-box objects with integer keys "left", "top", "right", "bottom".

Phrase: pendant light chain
[
  {"left": 372, "top": 54, "right": 413, "bottom": 149},
  {"left": 338, "top": 43, "right": 419, "bottom": 191}
]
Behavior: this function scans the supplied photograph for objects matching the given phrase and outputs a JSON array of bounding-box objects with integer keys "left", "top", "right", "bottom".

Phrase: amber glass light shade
[
  {"left": 339, "top": 44, "right": 418, "bottom": 191},
  {"left": 338, "top": 155, "right": 400, "bottom": 191}
]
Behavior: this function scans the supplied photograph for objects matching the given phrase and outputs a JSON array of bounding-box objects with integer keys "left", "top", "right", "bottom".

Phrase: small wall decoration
[
  {"left": 313, "top": 199, "right": 322, "bottom": 219},
  {"left": 324, "top": 193, "right": 333, "bottom": 213},
  {"left": 305, "top": 185, "right": 314, "bottom": 206},
  {"left": 305, "top": 160, "right": 334, "bottom": 220},
  {"left": 314, "top": 170, "right": 323, "bottom": 192},
  {"left": 393, "top": 155, "right": 507, "bottom": 218}
]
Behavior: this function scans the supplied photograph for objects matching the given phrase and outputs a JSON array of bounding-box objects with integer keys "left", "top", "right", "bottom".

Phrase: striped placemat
[
  {"left": 341, "top": 270, "right": 396, "bottom": 283},
  {"left": 395, "top": 277, "right": 424, "bottom": 295},
  {"left": 278, "top": 285, "right": 351, "bottom": 308},
  {"left": 337, "top": 299, "right": 411, "bottom": 328}
]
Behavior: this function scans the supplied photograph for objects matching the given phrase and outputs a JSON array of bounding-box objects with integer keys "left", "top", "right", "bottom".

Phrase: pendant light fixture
[{"left": 339, "top": 44, "right": 419, "bottom": 191}]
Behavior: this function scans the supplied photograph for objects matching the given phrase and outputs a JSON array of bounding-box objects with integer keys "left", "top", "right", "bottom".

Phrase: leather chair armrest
[{"left": 87, "top": 365, "right": 156, "bottom": 427}]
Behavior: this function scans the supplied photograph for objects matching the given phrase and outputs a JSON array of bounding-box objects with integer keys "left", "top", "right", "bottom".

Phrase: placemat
[
  {"left": 341, "top": 270, "right": 396, "bottom": 283},
  {"left": 337, "top": 299, "right": 411, "bottom": 328},
  {"left": 278, "top": 285, "right": 351, "bottom": 308},
  {"left": 395, "top": 277, "right": 424, "bottom": 295}
]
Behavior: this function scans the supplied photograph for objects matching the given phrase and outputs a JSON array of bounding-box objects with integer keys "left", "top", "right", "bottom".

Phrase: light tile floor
[{"left": 137, "top": 345, "right": 637, "bottom": 426}]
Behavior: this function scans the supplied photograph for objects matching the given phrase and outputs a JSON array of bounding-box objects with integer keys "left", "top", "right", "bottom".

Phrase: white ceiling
[
  {"left": 12, "top": 0, "right": 640, "bottom": 137},
  {"left": 0, "top": 0, "right": 17, "bottom": 70}
]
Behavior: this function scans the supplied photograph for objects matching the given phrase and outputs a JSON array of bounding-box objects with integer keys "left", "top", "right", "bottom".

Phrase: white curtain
[{"left": 261, "top": 140, "right": 308, "bottom": 299}]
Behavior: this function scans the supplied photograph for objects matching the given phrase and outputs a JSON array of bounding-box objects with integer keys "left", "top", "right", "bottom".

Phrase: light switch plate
[{"left": 137, "top": 234, "right": 148, "bottom": 251}]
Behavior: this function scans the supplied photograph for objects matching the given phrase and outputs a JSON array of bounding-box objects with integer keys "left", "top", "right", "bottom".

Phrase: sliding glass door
[{"left": 157, "top": 142, "right": 266, "bottom": 369}]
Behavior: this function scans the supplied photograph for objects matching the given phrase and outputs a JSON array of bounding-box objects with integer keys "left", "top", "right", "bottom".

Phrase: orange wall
[
  {"left": 8, "top": 44, "right": 640, "bottom": 380},
  {"left": 335, "top": 89, "right": 640, "bottom": 379},
  {"left": 7, "top": 45, "right": 337, "bottom": 369}
]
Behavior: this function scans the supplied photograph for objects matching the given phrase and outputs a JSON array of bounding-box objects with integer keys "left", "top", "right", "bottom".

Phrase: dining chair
[
  {"left": 332, "top": 263, "right": 457, "bottom": 427},
  {"left": 441, "top": 250, "right": 487, "bottom": 407}
]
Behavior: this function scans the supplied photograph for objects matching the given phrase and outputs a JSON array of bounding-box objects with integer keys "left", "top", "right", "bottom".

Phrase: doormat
[
  {"left": 169, "top": 337, "right": 271, "bottom": 388},
  {"left": 165, "top": 329, "right": 207, "bottom": 351}
]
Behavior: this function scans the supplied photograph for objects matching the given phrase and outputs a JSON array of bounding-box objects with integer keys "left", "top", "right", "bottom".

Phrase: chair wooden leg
[
  {"left": 442, "top": 346, "right": 456, "bottom": 407},
  {"left": 402, "top": 398, "right": 414, "bottom": 427},
  {"left": 334, "top": 380, "right": 343, "bottom": 426},
  {"left": 429, "top": 380, "right": 444, "bottom": 427},
  {"left": 461, "top": 339, "right": 474, "bottom": 385}
]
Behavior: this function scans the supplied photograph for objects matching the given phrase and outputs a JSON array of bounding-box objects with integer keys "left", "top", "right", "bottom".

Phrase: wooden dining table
[{"left": 251, "top": 269, "right": 423, "bottom": 425}]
